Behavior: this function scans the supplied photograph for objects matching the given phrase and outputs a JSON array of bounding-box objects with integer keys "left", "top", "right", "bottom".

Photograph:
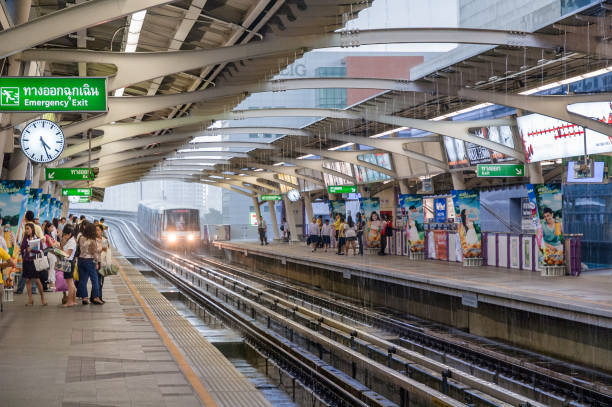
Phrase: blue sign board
[{"left": 434, "top": 198, "right": 447, "bottom": 223}]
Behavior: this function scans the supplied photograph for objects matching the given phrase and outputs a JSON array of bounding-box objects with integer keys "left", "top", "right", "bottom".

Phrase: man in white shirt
[{"left": 258, "top": 216, "right": 268, "bottom": 245}]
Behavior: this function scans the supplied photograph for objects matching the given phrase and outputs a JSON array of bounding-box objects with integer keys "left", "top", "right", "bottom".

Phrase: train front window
[{"left": 166, "top": 210, "right": 199, "bottom": 232}]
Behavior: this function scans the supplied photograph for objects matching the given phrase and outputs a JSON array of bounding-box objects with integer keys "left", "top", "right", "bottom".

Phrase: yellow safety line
[{"left": 118, "top": 266, "right": 218, "bottom": 407}]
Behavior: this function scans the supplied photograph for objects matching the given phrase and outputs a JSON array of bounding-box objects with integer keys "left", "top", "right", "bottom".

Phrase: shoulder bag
[{"left": 33, "top": 251, "right": 50, "bottom": 272}]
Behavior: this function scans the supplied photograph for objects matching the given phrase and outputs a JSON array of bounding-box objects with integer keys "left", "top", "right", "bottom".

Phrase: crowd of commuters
[
  {"left": 304, "top": 212, "right": 393, "bottom": 256},
  {"left": 5, "top": 213, "right": 112, "bottom": 307}
]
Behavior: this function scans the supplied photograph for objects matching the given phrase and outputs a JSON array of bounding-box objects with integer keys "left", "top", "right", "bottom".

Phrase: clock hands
[{"left": 40, "top": 136, "right": 51, "bottom": 159}]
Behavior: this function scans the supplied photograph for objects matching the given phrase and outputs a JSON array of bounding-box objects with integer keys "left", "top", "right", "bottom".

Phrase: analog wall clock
[
  {"left": 287, "top": 189, "right": 301, "bottom": 202},
  {"left": 20, "top": 119, "right": 65, "bottom": 163}
]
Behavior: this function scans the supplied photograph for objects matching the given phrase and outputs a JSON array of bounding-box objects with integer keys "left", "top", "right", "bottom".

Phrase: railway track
[
  {"left": 101, "top": 215, "right": 612, "bottom": 407},
  {"left": 98, "top": 214, "right": 611, "bottom": 406}
]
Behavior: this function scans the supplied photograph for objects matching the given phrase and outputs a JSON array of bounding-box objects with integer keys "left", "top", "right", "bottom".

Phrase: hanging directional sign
[
  {"left": 260, "top": 194, "right": 282, "bottom": 201},
  {"left": 61, "top": 188, "right": 92, "bottom": 197},
  {"left": 477, "top": 163, "right": 525, "bottom": 177},
  {"left": 68, "top": 196, "right": 90, "bottom": 203},
  {"left": 328, "top": 185, "right": 357, "bottom": 194},
  {"left": 0, "top": 77, "right": 107, "bottom": 112},
  {"left": 46, "top": 167, "right": 97, "bottom": 181}
]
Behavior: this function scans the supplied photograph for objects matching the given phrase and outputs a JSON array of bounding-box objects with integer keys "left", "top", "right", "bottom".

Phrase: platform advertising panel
[
  {"left": 517, "top": 106, "right": 612, "bottom": 162},
  {"left": 399, "top": 194, "right": 424, "bottom": 253},
  {"left": 433, "top": 230, "right": 448, "bottom": 260},
  {"left": 444, "top": 136, "right": 469, "bottom": 169},
  {"left": 0, "top": 181, "right": 30, "bottom": 250},
  {"left": 451, "top": 189, "right": 482, "bottom": 258},
  {"left": 466, "top": 125, "right": 515, "bottom": 166},
  {"left": 434, "top": 197, "right": 447, "bottom": 223},
  {"left": 328, "top": 200, "right": 346, "bottom": 219},
  {"left": 39, "top": 194, "right": 51, "bottom": 222},
  {"left": 533, "top": 184, "right": 564, "bottom": 266},
  {"left": 26, "top": 188, "right": 42, "bottom": 219},
  {"left": 361, "top": 198, "right": 382, "bottom": 248}
]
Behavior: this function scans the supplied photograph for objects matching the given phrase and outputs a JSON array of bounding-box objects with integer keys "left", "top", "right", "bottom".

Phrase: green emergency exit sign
[
  {"left": 46, "top": 167, "right": 96, "bottom": 181},
  {"left": 477, "top": 163, "right": 525, "bottom": 177},
  {"left": 0, "top": 77, "right": 107, "bottom": 112},
  {"left": 62, "top": 188, "right": 92, "bottom": 197},
  {"left": 328, "top": 185, "right": 357, "bottom": 194}
]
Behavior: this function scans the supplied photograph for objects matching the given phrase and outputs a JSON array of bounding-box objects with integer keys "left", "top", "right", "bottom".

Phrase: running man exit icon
[{"left": 0, "top": 87, "right": 19, "bottom": 106}]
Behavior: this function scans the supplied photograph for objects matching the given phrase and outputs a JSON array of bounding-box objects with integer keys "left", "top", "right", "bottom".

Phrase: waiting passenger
[
  {"left": 60, "top": 224, "right": 77, "bottom": 307},
  {"left": 336, "top": 215, "right": 346, "bottom": 255},
  {"left": 92, "top": 225, "right": 108, "bottom": 303},
  {"left": 356, "top": 213, "right": 364, "bottom": 256},
  {"left": 280, "top": 218, "right": 289, "bottom": 242},
  {"left": 43, "top": 222, "right": 60, "bottom": 291},
  {"left": 308, "top": 217, "right": 319, "bottom": 252},
  {"left": 320, "top": 219, "right": 331, "bottom": 252},
  {"left": 258, "top": 216, "right": 268, "bottom": 245},
  {"left": 76, "top": 223, "right": 103, "bottom": 305},
  {"left": 21, "top": 223, "right": 46, "bottom": 306},
  {"left": 344, "top": 216, "right": 357, "bottom": 256}
]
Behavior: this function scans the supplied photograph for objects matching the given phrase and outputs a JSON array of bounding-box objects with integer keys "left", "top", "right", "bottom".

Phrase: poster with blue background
[
  {"left": 451, "top": 189, "right": 482, "bottom": 258},
  {"left": 434, "top": 197, "right": 447, "bottom": 223},
  {"left": 39, "top": 194, "right": 51, "bottom": 223},
  {"left": 26, "top": 188, "right": 42, "bottom": 219},
  {"left": 359, "top": 197, "right": 380, "bottom": 219},
  {"left": 328, "top": 200, "right": 346, "bottom": 218},
  {"left": 399, "top": 194, "right": 425, "bottom": 252},
  {"left": 0, "top": 181, "right": 30, "bottom": 249},
  {"left": 534, "top": 184, "right": 563, "bottom": 266}
]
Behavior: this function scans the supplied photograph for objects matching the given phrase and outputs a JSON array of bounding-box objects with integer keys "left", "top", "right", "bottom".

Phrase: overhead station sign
[
  {"left": 62, "top": 188, "right": 92, "bottom": 197},
  {"left": 260, "top": 194, "right": 282, "bottom": 201},
  {"left": 0, "top": 77, "right": 107, "bottom": 112},
  {"left": 477, "top": 163, "right": 525, "bottom": 177},
  {"left": 69, "top": 196, "right": 91, "bottom": 203},
  {"left": 45, "top": 167, "right": 97, "bottom": 181},
  {"left": 328, "top": 185, "right": 357, "bottom": 194}
]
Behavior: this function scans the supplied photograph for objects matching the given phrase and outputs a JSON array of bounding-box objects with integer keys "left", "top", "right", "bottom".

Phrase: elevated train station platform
[
  {"left": 0, "top": 250, "right": 272, "bottom": 407},
  {"left": 211, "top": 240, "right": 612, "bottom": 372}
]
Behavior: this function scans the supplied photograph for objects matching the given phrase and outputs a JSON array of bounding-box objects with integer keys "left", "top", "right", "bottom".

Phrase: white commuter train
[{"left": 137, "top": 201, "right": 201, "bottom": 249}]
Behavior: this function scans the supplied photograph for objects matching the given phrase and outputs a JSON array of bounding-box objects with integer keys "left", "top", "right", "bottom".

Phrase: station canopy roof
[{"left": 3, "top": 0, "right": 612, "bottom": 195}]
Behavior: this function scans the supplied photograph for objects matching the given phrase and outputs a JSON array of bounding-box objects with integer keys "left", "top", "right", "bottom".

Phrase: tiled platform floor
[
  {"left": 0, "top": 253, "right": 271, "bottom": 407},
  {"left": 214, "top": 240, "right": 612, "bottom": 320}
]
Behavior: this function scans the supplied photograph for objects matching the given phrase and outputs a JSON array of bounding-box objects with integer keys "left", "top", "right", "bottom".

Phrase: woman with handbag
[
  {"left": 43, "top": 223, "right": 60, "bottom": 291},
  {"left": 60, "top": 224, "right": 77, "bottom": 307},
  {"left": 21, "top": 223, "right": 46, "bottom": 306},
  {"left": 76, "top": 223, "right": 103, "bottom": 305},
  {"left": 92, "top": 225, "right": 108, "bottom": 303}
]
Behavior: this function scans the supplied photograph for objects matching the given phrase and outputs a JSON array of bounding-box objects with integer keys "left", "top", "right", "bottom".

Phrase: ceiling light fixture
[{"left": 113, "top": 10, "right": 147, "bottom": 97}]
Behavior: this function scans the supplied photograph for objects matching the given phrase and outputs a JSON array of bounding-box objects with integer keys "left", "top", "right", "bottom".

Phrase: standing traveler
[
  {"left": 60, "top": 224, "right": 77, "bottom": 307},
  {"left": 280, "top": 217, "right": 290, "bottom": 242},
  {"left": 92, "top": 225, "right": 108, "bottom": 303},
  {"left": 344, "top": 216, "right": 357, "bottom": 256},
  {"left": 43, "top": 222, "right": 60, "bottom": 291},
  {"left": 20, "top": 223, "right": 46, "bottom": 306},
  {"left": 308, "top": 217, "right": 319, "bottom": 252},
  {"left": 258, "top": 216, "right": 268, "bottom": 245},
  {"left": 379, "top": 215, "right": 393, "bottom": 256},
  {"left": 320, "top": 219, "right": 331, "bottom": 252},
  {"left": 356, "top": 213, "right": 364, "bottom": 256},
  {"left": 76, "top": 223, "right": 103, "bottom": 305},
  {"left": 336, "top": 216, "right": 346, "bottom": 255}
]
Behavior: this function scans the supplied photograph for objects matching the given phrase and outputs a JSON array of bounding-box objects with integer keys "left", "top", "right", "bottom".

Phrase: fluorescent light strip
[
  {"left": 113, "top": 10, "right": 147, "bottom": 97},
  {"left": 297, "top": 154, "right": 315, "bottom": 159},
  {"left": 328, "top": 142, "right": 354, "bottom": 151},
  {"left": 370, "top": 127, "right": 409, "bottom": 138},
  {"left": 518, "top": 66, "right": 612, "bottom": 95},
  {"left": 272, "top": 162, "right": 285, "bottom": 166}
]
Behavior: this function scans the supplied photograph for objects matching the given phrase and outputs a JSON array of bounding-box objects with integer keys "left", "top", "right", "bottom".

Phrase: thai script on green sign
[
  {"left": 69, "top": 196, "right": 91, "bottom": 203},
  {"left": 477, "top": 163, "right": 525, "bottom": 177},
  {"left": 62, "top": 188, "right": 92, "bottom": 197},
  {"left": 46, "top": 168, "right": 95, "bottom": 181},
  {"left": 328, "top": 185, "right": 357, "bottom": 194},
  {"left": 260, "top": 194, "right": 282, "bottom": 201},
  {"left": 0, "top": 77, "right": 107, "bottom": 112}
]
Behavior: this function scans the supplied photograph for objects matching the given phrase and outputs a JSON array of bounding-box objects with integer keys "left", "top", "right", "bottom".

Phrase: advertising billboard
[
  {"left": 445, "top": 125, "right": 515, "bottom": 168},
  {"left": 517, "top": 102, "right": 612, "bottom": 162}
]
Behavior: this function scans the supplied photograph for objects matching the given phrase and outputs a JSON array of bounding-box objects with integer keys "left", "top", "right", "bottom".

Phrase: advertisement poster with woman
[
  {"left": 533, "top": 184, "right": 564, "bottom": 266},
  {"left": 360, "top": 198, "right": 381, "bottom": 248},
  {"left": 398, "top": 194, "right": 424, "bottom": 252},
  {"left": 0, "top": 181, "right": 30, "bottom": 248},
  {"left": 451, "top": 189, "right": 482, "bottom": 258}
]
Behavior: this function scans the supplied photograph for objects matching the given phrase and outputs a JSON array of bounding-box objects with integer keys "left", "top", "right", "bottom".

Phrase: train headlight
[
  {"left": 187, "top": 234, "right": 195, "bottom": 242},
  {"left": 168, "top": 233, "right": 177, "bottom": 243}
]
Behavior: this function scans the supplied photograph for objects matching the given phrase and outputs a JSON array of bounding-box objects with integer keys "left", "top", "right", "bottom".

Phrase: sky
[{"left": 322, "top": 0, "right": 459, "bottom": 53}]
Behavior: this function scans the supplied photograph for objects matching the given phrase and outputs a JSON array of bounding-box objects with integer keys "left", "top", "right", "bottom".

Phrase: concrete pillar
[
  {"left": 7, "top": 153, "right": 29, "bottom": 180},
  {"left": 61, "top": 196, "right": 69, "bottom": 218},
  {"left": 31, "top": 165, "right": 42, "bottom": 188},
  {"left": 268, "top": 200, "right": 280, "bottom": 240},
  {"left": 282, "top": 196, "right": 300, "bottom": 242},
  {"left": 528, "top": 162, "right": 544, "bottom": 184},
  {"left": 398, "top": 179, "right": 410, "bottom": 195},
  {"left": 303, "top": 193, "right": 314, "bottom": 223},
  {"left": 451, "top": 171, "right": 466, "bottom": 190},
  {"left": 251, "top": 196, "right": 262, "bottom": 220}
]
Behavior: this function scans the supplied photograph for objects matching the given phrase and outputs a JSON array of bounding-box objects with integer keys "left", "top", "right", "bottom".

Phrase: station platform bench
[{"left": 0, "top": 251, "right": 272, "bottom": 407}]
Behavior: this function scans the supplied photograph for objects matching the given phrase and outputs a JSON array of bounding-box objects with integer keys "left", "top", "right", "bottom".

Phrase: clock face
[
  {"left": 21, "top": 119, "right": 65, "bottom": 163},
  {"left": 287, "top": 189, "right": 301, "bottom": 202}
]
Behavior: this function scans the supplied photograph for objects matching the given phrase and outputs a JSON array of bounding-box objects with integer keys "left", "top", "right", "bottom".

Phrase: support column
[
  {"left": 31, "top": 164, "right": 42, "bottom": 188},
  {"left": 528, "top": 162, "right": 544, "bottom": 184},
  {"left": 268, "top": 200, "right": 280, "bottom": 240},
  {"left": 451, "top": 171, "right": 466, "bottom": 190},
  {"left": 60, "top": 196, "right": 69, "bottom": 218},
  {"left": 7, "top": 153, "right": 29, "bottom": 180},
  {"left": 398, "top": 179, "right": 410, "bottom": 195},
  {"left": 303, "top": 192, "right": 314, "bottom": 222},
  {"left": 282, "top": 196, "right": 300, "bottom": 242},
  {"left": 251, "top": 196, "right": 262, "bottom": 220}
]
